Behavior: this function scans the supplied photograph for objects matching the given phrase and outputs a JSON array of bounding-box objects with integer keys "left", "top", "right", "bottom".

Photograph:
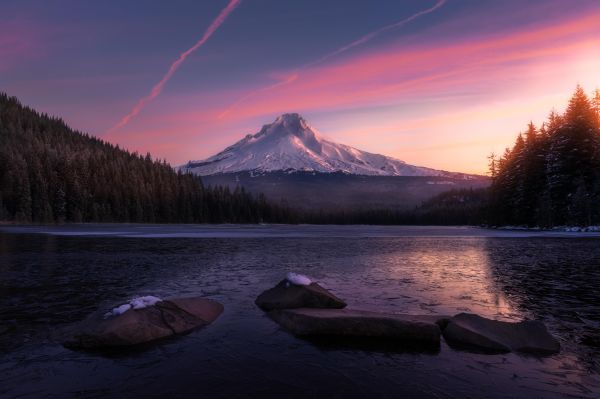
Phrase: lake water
[{"left": 1, "top": 225, "right": 599, "bottom": 398}]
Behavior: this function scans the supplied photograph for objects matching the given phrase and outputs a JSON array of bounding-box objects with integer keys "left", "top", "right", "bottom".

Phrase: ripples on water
[{"left": 0, "top": 229, "right": 599, "bottom": 398}]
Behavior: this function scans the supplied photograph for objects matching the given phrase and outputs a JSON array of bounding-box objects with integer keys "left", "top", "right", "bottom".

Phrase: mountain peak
[
  {"left": 255, "top": 113, "right": 317, "bottom": 142},
  {"left": 275, "top": 113, "right": 304, "bottom": 123},
  {"left": 269, "top": 112, "right": 310, "bottom": 131},
  {"left": 183, "top": 115, "right": 461, "bottom": 178}
]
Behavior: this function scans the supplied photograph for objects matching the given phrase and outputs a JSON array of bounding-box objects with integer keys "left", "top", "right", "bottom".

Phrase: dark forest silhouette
[
  {"left": 0, "top": 93, "right": 293, "bottom": 223},
  {"left": 487, "top": 86, "right": 600, "bottom": 227}
]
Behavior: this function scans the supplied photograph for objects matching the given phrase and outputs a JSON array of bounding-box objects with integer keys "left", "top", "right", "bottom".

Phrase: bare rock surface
[
  {"left": 64, "top": 297, "right": 223, "bottom": 349},
  {"left": 255, "top": 280, "right": 346, "bottom": 310},
  {"left": 442, "top": 313, "right": 560, "bottom": 354},
  {"left": 268, "top": 308, "right": 445, "bottom": 345}
]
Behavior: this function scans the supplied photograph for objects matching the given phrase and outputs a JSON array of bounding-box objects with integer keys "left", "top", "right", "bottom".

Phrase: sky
[{"left": 2, "top": 0, "right": 600, "bottom": 174}]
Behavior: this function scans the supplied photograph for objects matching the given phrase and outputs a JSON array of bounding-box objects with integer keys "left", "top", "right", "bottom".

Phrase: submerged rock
[
  {"left": 255, "top": 279, "right": 347, "bottom": 310},
  {"left": 64, "top": 297, "right": 223, "bottom": 349},
  {"left": 442, "top": 313, "right": 560, "bottom": 354},
  {"left": 269, "top": 308, "right": 444, "bottom": 345}
]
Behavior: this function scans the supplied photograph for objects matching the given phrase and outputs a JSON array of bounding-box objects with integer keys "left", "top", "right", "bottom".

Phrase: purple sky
[{"left": 2, "top": 0, "right": 600, "bottom": 173}]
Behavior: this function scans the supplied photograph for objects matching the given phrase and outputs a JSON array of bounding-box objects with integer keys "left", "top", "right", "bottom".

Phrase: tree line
[
  {"left": 0, "top": 93, "right": 294, "bottom": 224},
  {"left": 2, "top": 87, "right": 598, "bottom": 227},
  {"left": 487, "top": 86, "right": 600, "bottom": 227},
  {"left": 288, "top": 187, "right": 487, "bottom": 225},
  {"left": 303, "top": 85, "right": 600, "bottom": 227}
]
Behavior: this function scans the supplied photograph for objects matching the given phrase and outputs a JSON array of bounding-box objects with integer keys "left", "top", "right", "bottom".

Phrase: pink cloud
[
  {"left": 305, "top": 0, "right": 447, "bottom": 68},
  {"left": 214, "top": 10, "right": 600, "bottom": 122},
  {"left": 219, "top": 0, "right": 447, "bottom": 119},
  {"left": 108, "top": 7, "right": 600, "bottom": 173}
]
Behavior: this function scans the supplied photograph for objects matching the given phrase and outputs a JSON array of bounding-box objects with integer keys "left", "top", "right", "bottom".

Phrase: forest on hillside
[
  {"left": 487, "top": 86, "right": 600, "bottom": 227},
  {"left": 0, "top": 93, "right": 293, "bottom": 224}
]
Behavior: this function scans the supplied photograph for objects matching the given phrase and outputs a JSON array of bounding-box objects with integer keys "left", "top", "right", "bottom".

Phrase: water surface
[{"left": 0, "top": 225, "right": 599, "bottom": 398}]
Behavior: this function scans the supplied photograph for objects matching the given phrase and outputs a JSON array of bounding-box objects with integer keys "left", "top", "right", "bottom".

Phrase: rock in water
[
  {"left": 255, "top": 279, "right": 347, "bottom": 310},
  {"left": 442, "top": 313, "right": 560, "bottom": 354},
  {"left": 64, "top": 297, "right": 223, "bottom": 349},
  {"left": 268, "top": 308, "right": 444, "bottom": 345}
]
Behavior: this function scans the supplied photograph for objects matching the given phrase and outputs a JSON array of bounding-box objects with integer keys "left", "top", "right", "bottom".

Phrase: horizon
[{"left": 2, "top": 0, "right": 600, "bottom": 174}]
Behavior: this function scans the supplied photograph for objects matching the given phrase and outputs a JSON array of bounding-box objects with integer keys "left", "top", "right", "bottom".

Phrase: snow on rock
[
  {"left": 180, "top": 113, "right": 465, "bottom": 178},
  {"left": 130, "top": 296, "right": 162, "bottom": 309},
  {"left": 106, "top": 304, "right": 131, "bottom": 317},
  {"left": 104, "top": 296, "right": 163, "bottom": 318},
  {"left": 286, "top": 272, "right": 312, "bottom": 286}
]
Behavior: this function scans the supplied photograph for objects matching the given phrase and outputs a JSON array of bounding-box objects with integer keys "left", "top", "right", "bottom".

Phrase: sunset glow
[
  {"left": 2, "top": 3, "right": 600, "bottom": 396},
  {"left": 2, "top": 0, "right": 599, "bottom": 174}
]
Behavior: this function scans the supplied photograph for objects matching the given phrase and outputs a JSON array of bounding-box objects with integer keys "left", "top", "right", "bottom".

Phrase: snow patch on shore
[
  {"left": 564, "top": 226, "right": 600, "bottom": 232},
  {"left": 497, "top": 225, "right": 600, "bottom": 233}
]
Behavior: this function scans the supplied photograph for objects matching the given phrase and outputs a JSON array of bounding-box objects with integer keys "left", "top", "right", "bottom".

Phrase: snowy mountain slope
[{"left": 181, "top": 113, "right": 469, "bottom": 178}]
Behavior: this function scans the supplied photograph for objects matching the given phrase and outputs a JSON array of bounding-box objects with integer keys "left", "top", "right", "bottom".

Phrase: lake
[{"left": 0, "top": 225, "right": 599, "bottom": 398}]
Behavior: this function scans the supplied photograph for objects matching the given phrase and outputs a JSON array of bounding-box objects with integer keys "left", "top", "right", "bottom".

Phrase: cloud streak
[
  {"left": 218, "top": 0, "right": 446, "bottom": 118},
  {"left": 305, "top": 0, "right": 446, "bottom": 68},
  {"left": 108, "top": 0, "right": 241, "bottom": 133}
]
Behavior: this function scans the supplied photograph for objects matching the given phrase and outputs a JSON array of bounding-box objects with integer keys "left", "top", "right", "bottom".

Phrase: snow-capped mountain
[{"left": 181, "top": 113, "right": 464, "bottom": 177}]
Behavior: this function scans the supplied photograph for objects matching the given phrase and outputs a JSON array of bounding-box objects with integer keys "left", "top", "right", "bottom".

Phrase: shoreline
[{"left": 2, "top": 223, "right": 600, "bottom": 238}]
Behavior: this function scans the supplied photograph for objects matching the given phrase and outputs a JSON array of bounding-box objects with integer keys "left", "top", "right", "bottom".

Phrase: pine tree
[
  {"left": 490, "top": 86, "right": 600, "bottom": 227},
  {"left": 589, "top": 88, "right": 600, "bottom": 125},
  {"left": 487, "top": 153, "right": 497, "bottom": 178}
]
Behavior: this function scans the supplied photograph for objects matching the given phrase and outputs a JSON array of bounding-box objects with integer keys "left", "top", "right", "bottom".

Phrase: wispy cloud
[
  {"left": 107, "top": 0, "right": 242, "bottom": 133},
  {"left": 216, "top": 10, "right": 600, "bottom": 121},
  {"left": 218, "top": 0, "right": 446, "bottom": 118},
  {"left": 305, "top": 0, "right": 446, "bottom": 68}
]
